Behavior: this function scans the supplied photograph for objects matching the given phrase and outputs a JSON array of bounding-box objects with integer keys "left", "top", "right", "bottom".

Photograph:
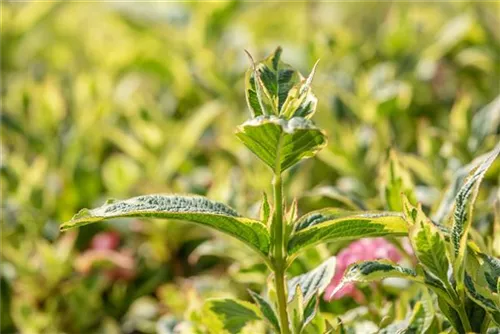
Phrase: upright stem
[{"left": 272, "top": 174, "right": 289, "bottom": 334}]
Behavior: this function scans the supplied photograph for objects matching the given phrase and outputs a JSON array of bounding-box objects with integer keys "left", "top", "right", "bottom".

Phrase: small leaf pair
[{"left": 244, "top": 47, "right": 318, "bottom": 120}]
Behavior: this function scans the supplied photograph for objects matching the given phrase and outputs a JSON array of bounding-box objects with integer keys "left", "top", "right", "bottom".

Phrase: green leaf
[
  {"left": 60, "top": 195, "right": 271, "bottom": 256},
  {"left": 244, "top": 51, "right": 276, "bottom": 117},
  {"left": 464, "top": 274, "right": 500, "bottom": 326},
  {"left": 333, "top": 260, "right": 418, "bottom": 295},
  {"left": 236, "top": 116, "right": 327, "bottom": 172},
  {"left": 289, "top": 285, "right": 304, "bottom": 334},
  {"left": 244, "top": 47, "right": 302, "bottom": 116},
  {"left": 469, "top": 95, "right": 500, "bottom": 151},
  {"left": 404, "top": 289, "right": 438, "bottom": 334},
  {"left": 404, "top": 302, "right": 431, "bottom": 334},
  {"left": 287, "top": 210, "right": 408, "bottom": 255},
  {"left": 248, "top": 290, "right": 280, "bottom": 333},
  {"left": 465, "top": 297, "right": 488, "bottom": 333},
  {"left": 287, "top": 256, "right": 336, "bottom": 304},
  {"left": 260, "top": 192, "right": 271, "bottom": 227},
  {"left": 159, "top": 101, "right": 222, "bottom": 181},
  {"left": 437, "top": 297, "right": 464, "bottom": 334},
  {"left": 382, "top": 150, "right": 416, "bottom": 211},
  {"left": 452, "top": 145, "right": 500, "bottom": 285},
  {"left": 302, "top": 295, "right": 319, "bottom": 330},
  {"left": 203, "top": 298, "right": 261, "bottom": 334},
  {"left": 406, "top": 200, "right": 450, "bottom": 284},
  {"left": 280, "top": 60, "right": 319, "bottom": 119},
  {"left": 479, "top": 253, "right": 500, "bottom": 293}
]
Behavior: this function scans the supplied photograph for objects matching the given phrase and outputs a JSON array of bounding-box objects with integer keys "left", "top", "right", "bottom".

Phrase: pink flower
[{"left": 324, "top": 238, "right": 408, "bottom": 302}]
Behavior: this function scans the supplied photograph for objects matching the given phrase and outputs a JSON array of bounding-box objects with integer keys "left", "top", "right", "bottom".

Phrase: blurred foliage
[{"left": 1, "top": 1, "right": 499, "bottom": 333}]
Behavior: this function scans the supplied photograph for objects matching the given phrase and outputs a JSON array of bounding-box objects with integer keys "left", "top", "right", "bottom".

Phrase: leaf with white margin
[
  {"left": 331, "top": 260, "right": 419, "bottom": 298},
  {"left": 236, "top": 116, "right": 327, "bottom": 172},
  {"left": 405, "top": 198, "right": 451, "bottom": 285},
  {"left": 288, "top": 210, "right": 408, "bottom": 255},
  {"left": 452, "top": 145, "right": 500, "bottom": 286},
  {"left": 248, "top": 290, "right": 280, "bottom": 333},
  {"left": 61, "top": 195, "right": 271, "bottom": 256},
  {"left": 287, "top": 256, "right": 336, "bottom": 304}
]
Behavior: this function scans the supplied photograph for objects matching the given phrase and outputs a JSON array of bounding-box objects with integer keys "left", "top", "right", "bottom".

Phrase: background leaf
[{"left": 203, "top": 298, "right": 262, "bottom": 334}]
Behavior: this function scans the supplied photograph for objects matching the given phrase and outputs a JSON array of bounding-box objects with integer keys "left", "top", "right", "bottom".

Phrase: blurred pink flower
[{"left": 324, "top": 238, "right": 409, "bottom": 303}]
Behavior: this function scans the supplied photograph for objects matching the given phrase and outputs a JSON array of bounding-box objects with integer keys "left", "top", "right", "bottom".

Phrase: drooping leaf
[
  {"left": 287, "top": 256, "right": 336, "bottom": 304},
  {"left": 60, "top": 195, "right": 271, "bottom": 256},
  {"left": 331, "top": 260, "right": 428, "bottom": 303},
  {"left": 405, "top": 200, "right": 450, "bottom": 284},
  {"left": 248, "top": 290, "right": 280, "bottom": 333},
  {"left": 203, "top": 298, "right": 261, "bottom": 334},
  {"left": 236, "top": 116, "right": 327, "bottom": 172},
  {"left": 287, "top": 210, "right": 408, "bottom": 255},
  {"left": 335, "top": 260, "right": 418, "bottom": 288},
  {"left": 452, "top": 145, "right": 500, "bottom": 285}
]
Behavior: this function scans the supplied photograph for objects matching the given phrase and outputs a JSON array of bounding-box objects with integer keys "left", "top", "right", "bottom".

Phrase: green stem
[
  {"left": 456, "top": 304, "right": 472, "bottom": 333},
  {"left": 272, "top": 174, "right": 289, "bottom": 334}
]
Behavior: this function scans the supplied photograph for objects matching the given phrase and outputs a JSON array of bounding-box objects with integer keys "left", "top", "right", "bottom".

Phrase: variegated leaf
[
  {"left": 236, "top": 116, "right": 327, "bottom": 172},
  {"left": 452, "top": 145, "right": 500, "bottom": 285},
  {"left": 288, "top": 210, "right": 408, "bottom": 255},
  {"left": 61, "top": 195, "right": 271, "bottom": 256},
  {"left": 331, "top": 260, "right": 419, "bottom": 298},
  {"left": 405, "top": 199, "right": 451, "bottom": 284},
  {"left": 248, "top": 290, "right": 280, "bottom": 333},
  {"left": 244, "top": 47, "right": 302, "bottom": 116},
  {"left": 287, "top": 256, "right": 336, "bottom": 304}
]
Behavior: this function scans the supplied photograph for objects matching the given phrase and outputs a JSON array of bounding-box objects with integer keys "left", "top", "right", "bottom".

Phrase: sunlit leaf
[
  {"left": 405, "top": 199, "right": 450, "bottom": 284},
  {"left": 288, "top": 210, "right": 408, "bottom": 255},
  {"left": 236, "top": 116, "right": 327, "bottom": 172},
  {"left": 61, "top": 195, "right": 270, "bottom": 256},
  {"left": 452, "top": 145, "right": 500, "bottom": 285}
]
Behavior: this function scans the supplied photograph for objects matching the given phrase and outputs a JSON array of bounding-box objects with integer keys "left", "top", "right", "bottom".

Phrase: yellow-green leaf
[{"left": 288, "top": 210, "right": 408, "bottom": 255}]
